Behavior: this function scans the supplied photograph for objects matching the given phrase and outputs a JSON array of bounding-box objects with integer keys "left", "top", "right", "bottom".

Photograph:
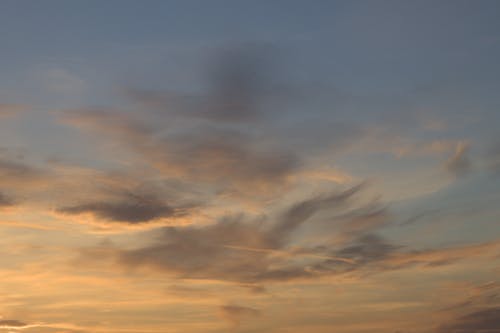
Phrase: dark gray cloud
[
  {"left": 438, "top": 307, "right": 500, "bottom": 333},
  {"left": 0, "top": 319, "right": 28, "bottom": 328},
  {"left": 335, "top": 233, "right": 399, "bottom": 265},
  {"left": 60, "top": 199, "right": 173, "bottom": 224},
  {"left": 58, "top": 189, "right": 192, "bottom": 224}
]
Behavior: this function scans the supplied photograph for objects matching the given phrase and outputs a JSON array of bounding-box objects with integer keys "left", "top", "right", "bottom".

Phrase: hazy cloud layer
[{"left": 0, "top": 2, "right": 499, "bottom": 332}]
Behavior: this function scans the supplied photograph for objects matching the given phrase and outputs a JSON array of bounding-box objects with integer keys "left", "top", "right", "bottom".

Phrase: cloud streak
[
  {"left": 219, "top": 304, "right": 261, "bottom": 326},
  {"left": 438, "top": 307, "right": 500, "bottom": 333},
  {"left": 58, "top": 189, "right": 189, "bottom": 224}
]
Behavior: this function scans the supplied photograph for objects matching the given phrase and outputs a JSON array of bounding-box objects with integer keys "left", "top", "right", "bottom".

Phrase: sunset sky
[{"left": 0, "top": 1, "right": 500, "bottom": 332}]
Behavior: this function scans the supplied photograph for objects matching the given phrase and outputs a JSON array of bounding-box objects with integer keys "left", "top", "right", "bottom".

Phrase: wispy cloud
[
  {"left": 445, "top": 141, "right": 472, "bottom": 177},
  {"left": 437, "top": 307, "right": 500, "bottom": 333},
  {"left": 219, "top": 304, "right": 261, "bottom": 326}
]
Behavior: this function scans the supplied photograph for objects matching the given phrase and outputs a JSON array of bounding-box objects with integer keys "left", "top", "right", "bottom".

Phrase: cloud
[
  {"left": 383, "top": 241, "right": 500, "bottom": 269},
  {"left": 0, "top": 9, "right": 497, "bottom": 333},
  {"left": 0, "top": 155, "right": 50, "bottom": 203},
  {"left": 62, "top": 108, "right": 301, "bottom": 200},
  {"left": 110, "top": 208, "right": 500, "bottom": 284},
  {"left": 59, "top": 193, "right": 172, "bottom": 224},
  {"left": 164, "top": 129, "right": 300, "bottom": 192},
  {"left": 336, "top": 204, "right": 389, "bottom": 238},
  {"left": 58, "top": 185, "right": 199, "bottom": 224},
  {"left": 269, "top": 183, "right": 364, "bottom": 243},
  {"left": 126, "top": 44, "right": 280, "bottom": 123},
  {"left": 57, "top": 47, "right": 363, "bottom": 204},
  {"left": 335, "top": 233, "right": 399, "bottom": 265},
  {"left": 105, "top": 185, "right": 367, "bottom": 283},
  {"left": 0, "top": 142, "right": 206, "bottom": 227},
  {"left": 440, "top": 280, "right": 500, "bottom": 313},
  {"left": 101, "top": 183, "right": 496, "bottom": 284},
  {"left": 0, "top": 320, "right": 29, "bottom": 328},
  {"left": 0, "top": 192, "right": 15, "bottom": 207},
  {"left": 59, "top": 197, "right": 175, "bottom": 224},
  {"left": 0, "top": 157, "right": 43, "bottom": 182},
  {"left": 438, "top": 307, "right": 500, "bottom": 333},
  {"left": 119, "top": 216, "right": 283, "bottom": 282},
  {"left": 219, "top": 304, "right": 261, "bottom": 326},
  {"left": 445, "top": 141, "right": 471, "bottom": 177}
]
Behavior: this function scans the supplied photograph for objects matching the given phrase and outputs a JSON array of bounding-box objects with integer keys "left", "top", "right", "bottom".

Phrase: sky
[{"left": 0, "top": 1, "right": 500, "bottom": 332}]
